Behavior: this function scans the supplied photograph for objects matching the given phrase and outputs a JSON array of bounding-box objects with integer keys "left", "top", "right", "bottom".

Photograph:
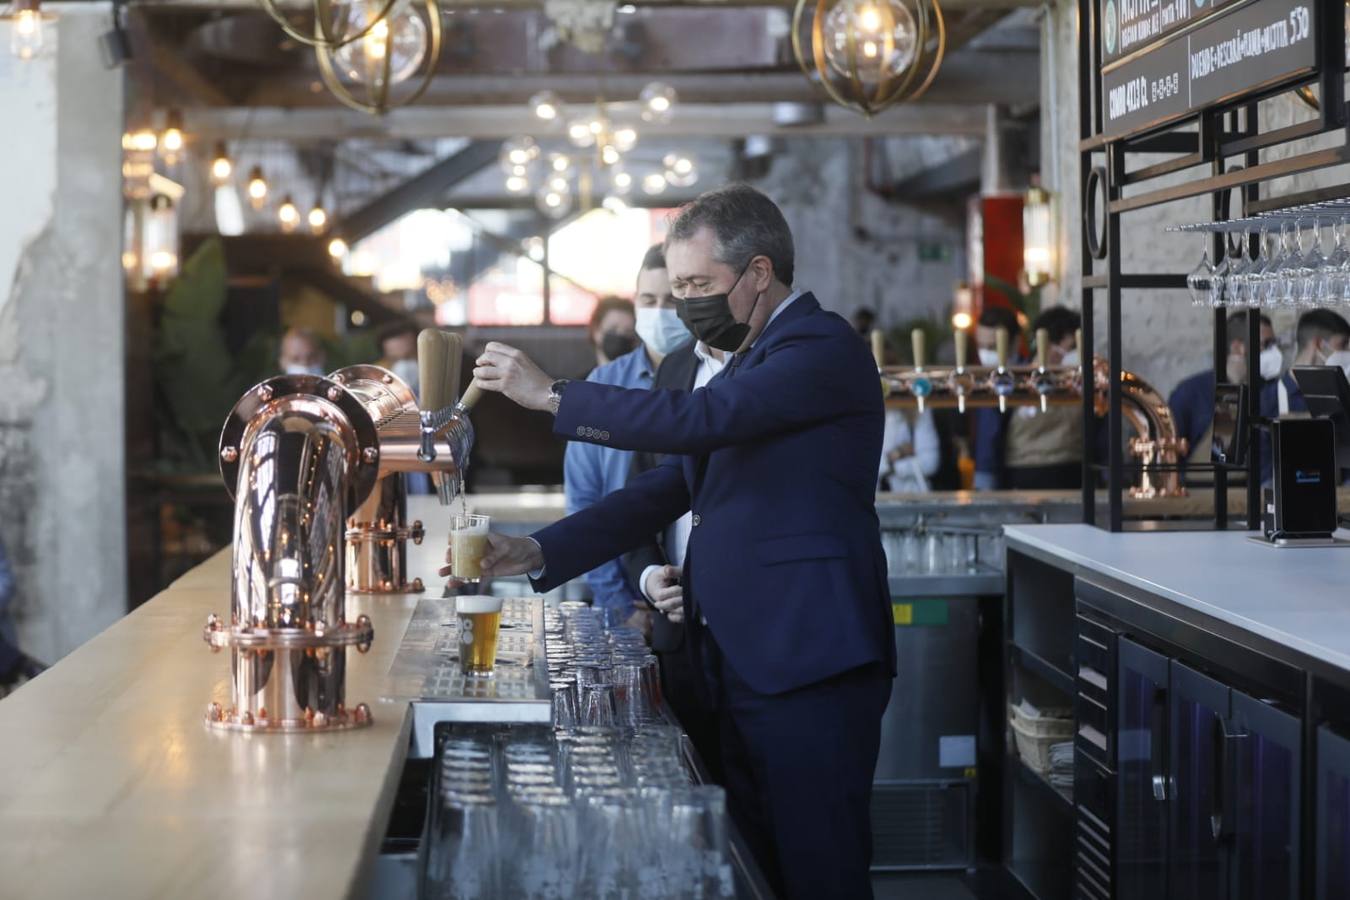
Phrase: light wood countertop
[{"left": 0, "top": 500, "right": 460, "bottom": 900}]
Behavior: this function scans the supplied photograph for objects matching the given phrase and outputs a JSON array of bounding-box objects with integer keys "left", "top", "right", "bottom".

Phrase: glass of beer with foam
[
  {"left": 456, "top": 594, "right": 503, "bottom": 677},
  {"left": 450, "top": 514, "right": 491, "bottom": 586}
]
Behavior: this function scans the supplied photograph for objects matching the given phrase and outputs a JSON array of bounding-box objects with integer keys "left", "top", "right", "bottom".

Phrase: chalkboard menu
[
  {"left": 1100, "top": 0, "right": 1317, "bottom": 140},
  {"left": 1100, "top": 0, "right": 1243, "bottom": 65}
]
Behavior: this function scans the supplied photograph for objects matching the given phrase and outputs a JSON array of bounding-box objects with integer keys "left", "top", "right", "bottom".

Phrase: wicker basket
[
  {"left": 1009, "top": 704, "right": 1074, "bottom": 773},
  {"left": 1009, "top": 701, "right": 1074, "bottom": 737}
]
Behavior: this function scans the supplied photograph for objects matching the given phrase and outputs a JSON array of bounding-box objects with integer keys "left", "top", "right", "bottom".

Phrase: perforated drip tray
[{"left": 385, "top": 595, "right": 552, "bottom": 756}]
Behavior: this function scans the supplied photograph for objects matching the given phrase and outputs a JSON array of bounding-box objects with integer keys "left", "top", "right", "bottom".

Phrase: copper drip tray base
[{"left": 205, "top": 701, "right": 374, "bottom": 732}]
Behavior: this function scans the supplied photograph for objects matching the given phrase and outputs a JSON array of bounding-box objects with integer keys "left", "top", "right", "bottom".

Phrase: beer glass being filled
[
  {"left": 456, "top": 595, "right": 503, "bottom": 677},
  {"left": 450, "top": 514, "right": 491, "bottom": 587}
]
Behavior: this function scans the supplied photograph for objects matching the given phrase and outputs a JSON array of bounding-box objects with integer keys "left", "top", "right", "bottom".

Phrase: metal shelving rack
[{"left": 1076, "top": 0, "right": 1348, "bottom": 531}]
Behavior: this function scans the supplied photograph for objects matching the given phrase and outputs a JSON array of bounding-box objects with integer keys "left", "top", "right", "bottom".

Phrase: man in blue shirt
[
  {"left": 1169, "top": 310, "right": 1275, "bottom": 484},
  {"left": 563, "top": 248, "right": 690, "bottom": 624}
]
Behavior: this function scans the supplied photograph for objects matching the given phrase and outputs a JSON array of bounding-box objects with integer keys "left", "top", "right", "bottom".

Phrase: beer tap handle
[
  {"left": 996, "top": 327, "right": 1010, "bottom": 369},
  {"left": 458, "top": 380, "right": 484, "bottom": 412},
  {"left": 911, "top": 328, "right": 926, "bottom": 370},
  {"left": 870, "top": 329, "right": 886, "bottom": 370},
  {"left": 954, "top": 328, "right": 967, "bottom": 370},
  {"left": 418, "top": 329, "right": 451, "bottom": 412},
  {"left": 443, "top": 332, "right": 463, "bottom": 409},
  {"left": 1036, "top": 328, "right": 1049, "bottom": 370}
]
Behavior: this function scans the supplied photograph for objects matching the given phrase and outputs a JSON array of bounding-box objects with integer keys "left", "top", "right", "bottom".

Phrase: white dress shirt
[
  {"left": 640, "top": 341, "right": 727, "bottom": 601},
  {"left": 878, "top": 409, "right": 940, "bottom": 492}
]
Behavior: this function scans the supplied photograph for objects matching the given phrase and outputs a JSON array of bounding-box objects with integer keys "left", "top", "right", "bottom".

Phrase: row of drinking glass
[
  {"left": 882, "top": 528, "right": 985, "bottom": 577},
  {"left": 425, "top": 725, "right": 733, "bottom": 900},
  {"left": 1188, "top": 219, "right": 1350, "bottom": 308},
  {"left": 546, "top": 601, "right": 664, "bottom": 730}
]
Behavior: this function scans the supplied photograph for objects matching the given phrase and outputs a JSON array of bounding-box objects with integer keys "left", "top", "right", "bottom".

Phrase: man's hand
[
  {"left": 473, "top": 342, "right": 554, "bottom": 412},
  {"left": 644, "top": 564, "right": 685, "bottom": 624},
  {"left": 439, "top": 533, "right": 544, "bottom": 579},
  {"left": 887, "top": 443, "right": 914, "bottom": 464}
]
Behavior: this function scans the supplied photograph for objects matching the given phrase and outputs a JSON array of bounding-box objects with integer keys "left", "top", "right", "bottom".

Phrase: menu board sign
[
  {"left": 1101, "top": 0, "right": 1317, "bottom": 140},
  {"left": 1100, "top": 0, "right": 1242, "bottom": 65}
]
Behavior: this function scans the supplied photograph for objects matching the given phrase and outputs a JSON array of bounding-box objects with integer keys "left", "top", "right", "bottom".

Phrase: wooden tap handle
[
  {"left": 955, "top": 329, "right": 967, "bottom": 369},
  {"left": 1036, "top": 328, "right": 1049, "bottom": 369},
  {"left": 458, "top": 380, "right": 484, "bottom": 411},
  {"left": 996, "top": 327, "right": 1010, "bottom": 368},
  {"left": 418, "top": 329, "right": 450, "bottom": 410},
  {"left": 442, "top": 332, "right": 463, "bottom": 411},
  {"left": 870, "top": 329, "right": 886, "bottom": 368},
  {"left": 911, "top": 329, "right": 926, "bottom": 369}
]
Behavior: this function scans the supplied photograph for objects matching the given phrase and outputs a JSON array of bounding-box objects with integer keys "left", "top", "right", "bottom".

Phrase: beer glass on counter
[
  {"left": 450, "top": 513, "right": 491, "bottom": 586},
  {"left": 457, "top": 595, "right": 503, "bottom": 677}
]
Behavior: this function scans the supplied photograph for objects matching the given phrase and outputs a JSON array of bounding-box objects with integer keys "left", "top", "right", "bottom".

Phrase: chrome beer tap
[
  {"left": 948, "top": 329, "right": 975, "bottom": 414},
  {"left": 1033, "top": 327, "right": 1056, "bottom": 414},
  {"left": 910, "top": 329, "right": 932, "bottom": 414},
  {"left": 990, "top": 327, "right": 1016, "bottom": 413}
]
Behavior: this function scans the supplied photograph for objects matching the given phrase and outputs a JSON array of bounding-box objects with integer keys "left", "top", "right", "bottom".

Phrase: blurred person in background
[
  {"left": 565, "top": 248, "right": 686, "bottom": 629},
  {"left": 277, "top": 326, "right": 327, "bottom": 376},
  {"left": 0, "top": 535, "right": 44, "bottom": 698},
  {"left": 378, "top": 322, "right": 421, "bottom": 396},
  {"left": 588, "top": 296, "right": 638, "bottom": 370},
  {"left": 851, "top": 306, "right": 876, "bottom": 338},
  {"left": 972, "top": 306, "right": 1024, "bottom": 490},
  {"left": 1170, "top": 310, "right": 1275, "bottom": 484},
  {"left": 1004, "top": 306, "right": 1084, "bottom": 490}
]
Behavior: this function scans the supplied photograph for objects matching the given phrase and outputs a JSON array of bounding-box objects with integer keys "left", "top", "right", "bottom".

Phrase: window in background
[{"left": 546, "top": 207, "right": 671, "bottom": 324}]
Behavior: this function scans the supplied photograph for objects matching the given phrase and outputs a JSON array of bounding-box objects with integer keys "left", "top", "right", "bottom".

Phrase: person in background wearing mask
[
  {"left": 1257, "top": 309, "right": 1350, "bottom": 484},
  {"left": 622, "top": 245, "right": 725, "bottom": 780},
  {"left": 278, "top": 326, "right": 327, "bottom": 376},
  {"left": 1005, "top": 306, "right": 1084, "bottom": 489},
  {"left": 1169, "top": 310, "right": 1276, "bottom": 484},
  {"left": 564, "top": 248, "right": 687, "bottom": 629},
  {"left": 972, "top": 306, "right": 1024, "bottom": 490},
  {"left": 588, "top": 296, "right": 638, "bottom": 370},
  {"left": 378, "top": 322, "right": 421, "bottom": 396}
]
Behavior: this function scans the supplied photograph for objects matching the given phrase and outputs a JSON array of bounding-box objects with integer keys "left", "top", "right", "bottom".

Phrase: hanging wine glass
[
  {"left": 1269, "top": 221, "right": 1299, "bottom": 307},
  {"left": 1210, "top": 237, "right": 1232, "bottom": 308},
  {"left": 1227, "top": 230, "right": 1253, "bottom": 308},
  {"left": 1187, "top": 239, "right": 1215, "bottom": 308},
  {"left": 1321, "top": 217, "right": 1348, "bottom": 305},
  {"left": 1245, "top": 224, "right": 1272, "bottom": 309},
  {"left": 1297, "top": 217, "right": 1325, "bottom": 306}
]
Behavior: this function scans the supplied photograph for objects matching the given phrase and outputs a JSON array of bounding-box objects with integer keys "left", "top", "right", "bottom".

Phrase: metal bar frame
[{"left": 1076, "top": 0, "right": 1347, "bottom": 533}]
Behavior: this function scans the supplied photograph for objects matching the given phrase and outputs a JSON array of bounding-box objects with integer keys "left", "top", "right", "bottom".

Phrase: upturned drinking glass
[
  {"left": 1321, "top": 219, "right": 1349, "bottom": 304},
  {"left": 1188, "top": 244, "right": 1216, "bottom": 307},
  {"left": 1226, "top": 233, "right": 1254, "bottom": 308},
  {"left": 1296, "top": 218, "right": 1325, "bottom": 306}
]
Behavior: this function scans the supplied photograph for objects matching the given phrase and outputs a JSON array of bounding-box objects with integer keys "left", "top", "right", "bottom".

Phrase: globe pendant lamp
[
  {"left": 314, "top": 0, "right": 441, "bottom": 114},
  {"left": 259, "top": 0, "right": 399, "bottom": 49},
  {"left": 791, "top": 0, "right": 946, "bottom": 117}
]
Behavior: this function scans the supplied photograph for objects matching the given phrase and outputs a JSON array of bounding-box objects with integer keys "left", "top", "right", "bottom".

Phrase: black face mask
[
  {"left": 676, "top": 264, "right": 764, "bottom": 353},
  {"left": 600, "top": 330, "right": 639, "bottom": 361}
]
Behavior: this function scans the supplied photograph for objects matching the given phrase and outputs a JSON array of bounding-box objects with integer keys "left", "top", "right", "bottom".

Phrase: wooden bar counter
[{"left": 0, "top": 501, "right": 459, "bottom": 900}]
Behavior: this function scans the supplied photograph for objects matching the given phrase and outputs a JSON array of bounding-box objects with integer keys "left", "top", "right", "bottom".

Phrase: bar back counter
[{"left": 1003, "top": 524, "right": 1350, "bottom": 900}]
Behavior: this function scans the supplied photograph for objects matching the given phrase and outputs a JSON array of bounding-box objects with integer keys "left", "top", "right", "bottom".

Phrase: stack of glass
[
  {"left": 423, "top": 602, "right": 734, "bottom": 900},
  {"left": 881, "top": 526, "right": 983, "bottom": 576}
]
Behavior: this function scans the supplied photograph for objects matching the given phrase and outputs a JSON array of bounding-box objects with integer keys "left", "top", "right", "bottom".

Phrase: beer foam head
[{"left": 456, "top": 594, "right": 503, "bottom": 614}]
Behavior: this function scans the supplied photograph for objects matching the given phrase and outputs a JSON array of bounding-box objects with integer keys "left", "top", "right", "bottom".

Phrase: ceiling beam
[
  {"left": 187, "top": 101, "right": 994, "bottom": 141},
  {"left": 332, "top": 139, "right": 504, "bottom": 243}
]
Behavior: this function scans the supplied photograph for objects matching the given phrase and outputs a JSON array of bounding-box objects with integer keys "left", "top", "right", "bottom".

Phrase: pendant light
[
  {"left": 315, "top": 0, "right": 441, "bottom": 115},
  {"left": 210, "top": 142, "right": 233, "bottom": 184},
  {"left": 247, "top": 166, "right": 268, "bottom": 209},
  {"left": 258, "top": 0, "right": 398, "bottom": 49},
  {"left": 278, "top": 195, "right": 300, "bottom": 233},
  {"left": 6, "top": 0, "right": 52, "bottom": 61},
  {"left": 791, "top": 0, "right": 945, "bottom": 117},
  {"left": 308, "top": 204, "right": 328, "bottom": 233}
]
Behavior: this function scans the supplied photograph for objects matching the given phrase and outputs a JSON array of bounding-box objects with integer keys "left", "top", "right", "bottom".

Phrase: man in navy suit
[{"left": 465, "top": 184, "right": 894, "bottom": 899}]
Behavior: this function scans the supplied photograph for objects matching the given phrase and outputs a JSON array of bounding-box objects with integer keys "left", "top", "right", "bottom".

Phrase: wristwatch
[{"left": 547, "top": 379, "right": 570, "bottom": 415}]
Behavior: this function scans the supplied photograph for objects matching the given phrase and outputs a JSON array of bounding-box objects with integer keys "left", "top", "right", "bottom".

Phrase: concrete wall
[
  {"left": 749, "top": 138, "right": 968, "bottom": 330},
  {"left": 0, "top": 6, "right": 126, "bottom": 663}
]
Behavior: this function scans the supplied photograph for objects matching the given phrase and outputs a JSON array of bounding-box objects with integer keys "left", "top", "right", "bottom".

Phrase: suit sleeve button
[
  {"left": 576, "top": 426, "right": 585, "bottom": 437},
  {"left": 692, "top": 514, "right": 701, "bottom": 527}
]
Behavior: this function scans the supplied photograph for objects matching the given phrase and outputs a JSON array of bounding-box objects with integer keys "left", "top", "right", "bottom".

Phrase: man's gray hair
[{"left": 666, "top": 184, "right": 795, "bottom": 286}]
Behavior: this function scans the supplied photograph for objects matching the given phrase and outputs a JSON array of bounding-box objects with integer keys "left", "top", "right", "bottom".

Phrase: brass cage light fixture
[
  {"left": 258, "top": 0, "right": 399, "bottom": 49},
  {"left": 791, "top": 0, "right": 946, "bottom": 117},
  {"left": 314, "top": 0, "right": 441, "bottom": 115}
]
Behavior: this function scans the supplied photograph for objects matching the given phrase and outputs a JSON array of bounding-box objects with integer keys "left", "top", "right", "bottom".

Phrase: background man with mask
[
  {"left": 1256, "top": 309, "right": 1350, "bottom": 483},
  {"left": 460, "top": 184, "right": 893, "bottom": 899},
  {"left": 277, "top": 326, "right": 326, "bottom": 376},
  {"left": 622, "top": 247, "right": 726, "bottom": 781},
  {"left": 1004, "top": 306, "right": 1084, "bottom": 489},
  {"left": 587, "top": 295, "right": 638, "bottom": 370},
  {"left": 1169, "top": 310, "right": 1276, "bottom": 484},
  {"left": 378, "top": 322, "right": 421, "bottom": 395},
  {"left": 563, "top": 246, "right": 689, "bottom": 625}
]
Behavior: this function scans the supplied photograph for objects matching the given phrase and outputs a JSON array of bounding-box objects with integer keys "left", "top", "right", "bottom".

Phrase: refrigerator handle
[
  {"left": 1150, "top": 684, "right": 1168, "bottom": 802},
  {"left": 1210, "top": 716, "right": 1248, "bottom": 842}
]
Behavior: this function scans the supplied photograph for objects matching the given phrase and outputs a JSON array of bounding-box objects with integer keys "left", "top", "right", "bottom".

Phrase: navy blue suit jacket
[{"left": 530, "top": 293, "right": 896, "bottom": 695}]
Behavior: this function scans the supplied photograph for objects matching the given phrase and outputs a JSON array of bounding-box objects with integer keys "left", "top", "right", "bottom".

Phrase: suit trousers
[{"left": 694, "top": 622, "right": 891, "bottom": 900}]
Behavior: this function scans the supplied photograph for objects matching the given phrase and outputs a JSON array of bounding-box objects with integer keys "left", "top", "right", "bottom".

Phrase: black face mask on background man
[
  {"left": 676, "top": 263, "right": 765, "bottom": 353},
  {"left": 600, "top": 330, "right": 639, "bottom": 361}
]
